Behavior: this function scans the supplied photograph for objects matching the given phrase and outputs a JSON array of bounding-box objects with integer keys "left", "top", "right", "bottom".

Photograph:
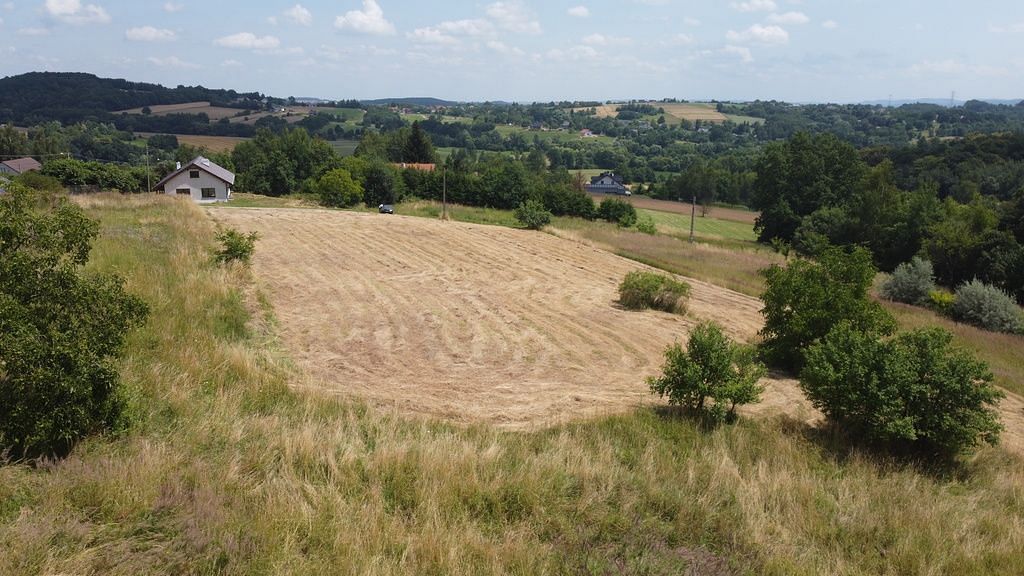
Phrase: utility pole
[
  {"left": 442, "top": 166, "right": 448, "bottom": 220},
  {"left": 689, "top": 194, "right": 696, "bottom": 243},
  {"left": 145, "top": 142, "right": 151, "bottom": 193}
]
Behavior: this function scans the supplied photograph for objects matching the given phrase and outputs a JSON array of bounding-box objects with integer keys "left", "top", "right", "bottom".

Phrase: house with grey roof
[
  {"left": 0, "top": 157, "right": 42, "bottom": 176},
  {"left": 154, "top": 156, "right": 235, "bottom": 203},
  {"left": 585, "top": 172, "right": 630, "bottom": 195}
]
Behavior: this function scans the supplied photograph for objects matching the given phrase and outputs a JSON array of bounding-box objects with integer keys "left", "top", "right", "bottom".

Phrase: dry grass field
[
  {"left": 212, "top": 207, "right": 808, "bottom": 429},
  {"left": 137, "top": 133, "right": 250, "bottom": 153},
  {"left": 587, "top": 193, "right": 759, "bottom": 225},
  {"left": 118, "top": 101, "right": 243, "bottom": 120}
]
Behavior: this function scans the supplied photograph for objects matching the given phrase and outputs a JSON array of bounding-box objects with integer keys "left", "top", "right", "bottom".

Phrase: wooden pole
[
  {"left": 689, "top": 194, "right": 696, "bottom": 243},
  {"left": 442, "top": 166, "right": 448, "bottom": 220}
]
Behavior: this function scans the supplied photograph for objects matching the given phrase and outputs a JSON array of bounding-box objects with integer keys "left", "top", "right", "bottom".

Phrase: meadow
[{"left": 2, "top": 195, "right": 1023, "bottom": 575}]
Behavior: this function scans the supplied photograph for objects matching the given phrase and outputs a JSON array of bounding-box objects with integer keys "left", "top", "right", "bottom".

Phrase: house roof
[
  {"left": 154, "top": 156, "right": 235, "bottom": 190},
  {"left": 394, "top": 163, "right": 436, "bottom": 172},
  {"left": 1, "top": 157, "right": 42, "bottom": 174}
]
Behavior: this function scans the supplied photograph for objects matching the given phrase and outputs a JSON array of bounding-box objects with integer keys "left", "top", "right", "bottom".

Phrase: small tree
[
  {"left": 514, "top": 199, "right": 553, "bottom": 230},
  {"left": 214, "top": 228, "right": 259, "bottom": 265},
  {"left": 1, "top": 187, "right": 149, "bottom": 457},
  {"left": 635, "top": 214, "right": 657, "bottom": 235},
  {"left": 880, "top": 257, "right": 935, "bottom": 305},
  {"left": 316, "top": 168, "right": 363, "bottom": 208},
  {"left": 597, "top": 198, "right": 637, "bottom": 227},
  {"left": 801, "top": 323, "right": 1003, "bottom": 457},
  {"left": 759, "top": 247, "right": 897, "bottom": 372},
  {"left": 648, "top": 322, "right": 766, "bottom": 422}
]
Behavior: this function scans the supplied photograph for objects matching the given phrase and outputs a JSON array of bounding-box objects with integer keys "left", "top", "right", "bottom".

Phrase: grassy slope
[{"left": 1, "top": 195, "right": 1023, "bottom": 574}]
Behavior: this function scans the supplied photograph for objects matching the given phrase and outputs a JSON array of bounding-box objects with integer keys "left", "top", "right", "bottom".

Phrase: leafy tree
[
  {"left": 801, "top": 323, "right": 1003, "bottom": 457},
  {"left": 759, "top": 247, "right": 897, "bottom": 371},
  {"left": 514, "top": 199, "right": 552, "bottom": 230},
  {"left": 363, "top": 161, "right": 404, "bottom": 207},
  {"left": 316, "top": 168, "right": 363, "bottom": 208},
  {"left": 597, "top": 198, "right": 637, "bottom": 227},
  {"left": 648, "top": 322, "right": 766, "bottom": 422},
  {"left": 0, "top": 186, "right": 149, "bottom": 457}
]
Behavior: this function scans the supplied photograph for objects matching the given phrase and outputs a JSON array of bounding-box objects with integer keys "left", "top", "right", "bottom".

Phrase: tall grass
[{"left": 1, "top": 195, "right": 1022, "bottom": 575}]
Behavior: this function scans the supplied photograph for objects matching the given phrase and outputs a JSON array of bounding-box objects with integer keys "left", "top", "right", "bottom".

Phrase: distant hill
[
  {"left": 860, "top": 98, "right": 1023, "bottom": 108},
  {"left": 0, "top": 71, "right": 271, "bottom": 126},
  {"left": 361, "top": 97, "right": 460, "bottom": 107}
]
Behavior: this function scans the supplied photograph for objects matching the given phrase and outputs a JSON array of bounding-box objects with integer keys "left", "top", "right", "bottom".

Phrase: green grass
[
  {"left": 494, "top": 124, "right": 617, "bottom": 145},
  {"left": 1, "top": 194, "right": 1022, "bottom": 574},
  {"left": 639, "top": 208, "right": 757, "bottom": 242},
  {"left": 328, "top": 139, "right": 360, "bottom": 157},
  {"left": 398, "top": 199, "right": 521, "bottom": 228},
  {"left": 317, "top": 107, "right": 365, "bottom": 122}
]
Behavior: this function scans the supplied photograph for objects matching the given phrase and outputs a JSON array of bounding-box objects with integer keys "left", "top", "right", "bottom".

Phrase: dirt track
[{"left": 212, "top": 207, "right": 1023, "bottom": 450}]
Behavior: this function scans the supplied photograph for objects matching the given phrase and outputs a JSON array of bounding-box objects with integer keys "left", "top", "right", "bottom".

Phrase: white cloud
[
  {"left": 17, "top": 26, "right": 49, "bottom": 35},
  {"left": 125, "top": 26, "right": 176, "bottom": 42},
  {"left": 989, "top": 22, "right": 1024, "bottom": 34},
  {"left": 821, "top": 20, "right": 838, "bottom": 29},
  {"left": 662, "top": 33, "right": 695, "bottom": 46},
  {"left": 486, "top": 2, "right": 541, "bottom": 35},
  {"left": 731, "top": 0, "right": 776, "bottom": 12},
  {"left": 582, "top": 33, "right": 631, "bottom": 46},
  {"left": 437, "top": 19, "right": 493, "bottom": 36},
  {"left": 723, "top": 44, "right": 753, "bottom": 63},
  {"left": 146, "top": 55, "right": 199, "bottom": 69},
  {"left": 768, "top": 11, "right": 808, "bottom": 25},
  {"left": 221, "top": 59, "right": 242, "bottom": 67},
  {"left": 726, "top": 24, "right": 789, "bottom": 44},
  {"left": 335, "top": 0, "right": 395, "bottom": 35},
  {"left": 545, "top": 45, "right": 599, "bottom": 62},
  {"left": 407, "top": 27, "right": 458, "bottom": 45},
  {"left": 567, "top": 5, "right": 589, "bottom": 18},
  {"left": 486, "top": 40, "right": 524, "bottom": 56},
  {"left": 214, "top": 32, "right": 281, "bottom": 50},
  {"left": 684, "top": 17, "right": 701, "bottom": 26},
  {"left": 44, "top": 0, "right": 110, "bottom": 25},
  {"left": 163, "top": 2, "right": 183, "bottom": 12},
  {"left": 283, "top": 4, "right": 311, "bottom": 26}
]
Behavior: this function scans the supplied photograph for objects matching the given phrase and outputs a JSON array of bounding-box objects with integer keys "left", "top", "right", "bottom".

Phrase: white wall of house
[
  {"left": 161, "top": 169, "right": 230, "bottom": 203},
  {"left": 0, "top": 164, "right": 18, "bottom": 176}
]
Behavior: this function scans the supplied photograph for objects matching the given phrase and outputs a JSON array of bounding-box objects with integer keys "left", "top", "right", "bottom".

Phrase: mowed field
[
  {"left": 587, "top": 192, "right": 759, "bottom": 224},
  {"left": 118, "top": 101, "right": 243, "bottom": 120},
  {"left": 576, "top": 102, "right": 763, "bottom": 125},
  {"left": 137, "top": 132, "right": 250, "bottom": 153},
  {"left": 213, "top": 207, "right": 809, "bottom": 428}
]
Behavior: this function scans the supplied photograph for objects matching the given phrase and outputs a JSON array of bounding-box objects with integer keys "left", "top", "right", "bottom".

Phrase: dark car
[{"left": 378, "top": 204, "right": 394, "bottom": 214}]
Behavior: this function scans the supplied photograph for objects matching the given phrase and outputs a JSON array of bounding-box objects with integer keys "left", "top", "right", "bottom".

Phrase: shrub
[
  {"left": 801, "top": 323, "right": 1004, "bottom": 457},
  {"left": 635, "top": 214, "right": 657, "bottom": 235},
  {"left": 880, "top": 257, "right": 935, "bottom": 305},
  {"left": 316, "top": 168, "right": 363, "bottom": 208},
  {"left": 618, "top": 271, "right": 690, "bottom": 314},
  {"left": 951, "top": 279, "right": 1024, "bottom": 334},
  {"left": 928, "top": 289, "right": 956, "bottom": 314},
  {"left": 514, "top": 199, "right": 553, "bottom": 230},
  {"left": 598, "top": 198, "right": 637, "bottom": 227},
  {"left": 0, "top": 186, "right": 149, "bottom": 458},
  {"left": 648, "top": 322, "right": 766, "bottom": 422},
  {"left": 15, "top": 171, "right": 63, "bottom": 192},
  {"left": 214, "top": 228, "right": 259, "bottom": 265},
  {"left": 759, "top": 247, "right": 897, "bottom": 372}
]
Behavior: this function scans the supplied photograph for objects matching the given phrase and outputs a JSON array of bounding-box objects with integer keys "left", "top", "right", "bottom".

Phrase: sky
[{"left": 0, "top": 0, "right": 1022, "bottom": 103}]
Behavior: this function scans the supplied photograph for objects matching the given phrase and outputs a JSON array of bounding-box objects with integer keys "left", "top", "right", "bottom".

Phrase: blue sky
[{"left": 1, "top": 0, "right": 1022, "bottom": 102}]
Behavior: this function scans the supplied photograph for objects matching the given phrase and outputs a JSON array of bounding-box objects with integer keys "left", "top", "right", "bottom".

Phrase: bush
[
  {"left": 951, "top": 279, "right": 1024, "bottom": 334},
  {"left": 598, "top": 198, "right": 637, "bottom": 227},
  {"left": 635, "top": 214, "right": 657, "bottom": 235},
  {"left": 0, "top": 186, "right": 149, "bottom": 458},
  {"left": 618, "top": 271, "right": 690, "bottom": 314},
  {"left": 15, "top": 171, "right": 63, "bottom": 192},
  {"left": 928, "top": 289, "right": 956, "bottom": 314},
  {"left": 214, "top": 228, "right": 259, "bottom": 265},
  {"left": 514, "top": 199, "right": 553, "bottom": 230},
  {"left": 880, "top": 257, "right": 935, "bottom": 305},
  {"left": 648, "top": 322, "right": 766, "bottom": 422},
  {"left": 316, "top": 168, "right": 363, "bottom": 208},
  {"left": 759, "top": 247, "right": 897, "bottom": 372},
  {"left": 801, "top": 323, "right": 1003, "bottom": 457}
]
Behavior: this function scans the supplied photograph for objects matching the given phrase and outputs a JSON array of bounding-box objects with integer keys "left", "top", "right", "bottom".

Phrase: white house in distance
[{"left": 155, "top": 156, "right": 235, "bottom": 203}]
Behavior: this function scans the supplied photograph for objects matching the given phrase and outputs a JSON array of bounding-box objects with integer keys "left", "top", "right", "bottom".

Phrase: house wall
[
  {"left": 0, "top": 164, "right": 17, "bottom": 175},
  {"left": 161, "top": 170, "right": 230, "bottom": 203}
]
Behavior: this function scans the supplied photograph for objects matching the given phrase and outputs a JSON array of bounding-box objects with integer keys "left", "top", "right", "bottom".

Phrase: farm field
[
  {"left": 575, "top": 102, "right": 764, "bottom": 125},
  {"left": 212, "top": 207, "right": 805, "bottom": 429},
  {"left": 117, "top": 101, "right": 243, "bottom": 120},
  {"left": 587, "top": 192, "right": 759, "bottom": 224},
  {"left": 137, "top": 133, "right": 250, "bottom": 153}
]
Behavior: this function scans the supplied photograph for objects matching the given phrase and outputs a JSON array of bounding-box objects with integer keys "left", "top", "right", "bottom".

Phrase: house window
[
  {"left": 190, "top": 170, "right": 200, "bottom": 179},
  {"left": 201, "top": 188, "right": 216, "bottom": 199},
  {"left": 175, "top": 188, "right": 190, "bottom": 195}
]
